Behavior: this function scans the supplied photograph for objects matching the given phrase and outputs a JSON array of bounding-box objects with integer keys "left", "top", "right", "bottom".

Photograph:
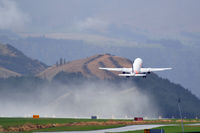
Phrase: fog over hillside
[
  {"left": 0, "top": 0, "right": 199, "bottom": 98},
  {"left": 0, "top": 73, "right": 199, "bottom": 118},
  {"left": 1, "top": 35, "right": 200, "bottom": 98},
  {"left": 0, "top": 79, "right": 158, "bottom": 118}
]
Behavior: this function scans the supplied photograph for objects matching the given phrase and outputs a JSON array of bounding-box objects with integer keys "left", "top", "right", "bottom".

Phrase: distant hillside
[
  {"left": 38, "top": 54, "right": 200, "bottom": 118},
  {"left": 1, "top": 35, "right": 200, "bottom": 97},
  {"left": 51, "top": 71, "right": 200, "bottom": 118},
  {"left": 0, "top": 66, "right": 21, "bottom": 78},
  {"left": 38, "top": 54, "right": 132, "bottom": 80},
  {"left": 0, "top": 43, "right": 47, "bottom": 75}
]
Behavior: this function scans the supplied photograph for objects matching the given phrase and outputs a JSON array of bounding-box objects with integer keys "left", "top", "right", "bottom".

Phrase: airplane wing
[
  {"left": 140, "top": 68, "right": 172, "bottom": 73},
  {"left": 99, "top": 67, "right": 132, "bottom": 73}
]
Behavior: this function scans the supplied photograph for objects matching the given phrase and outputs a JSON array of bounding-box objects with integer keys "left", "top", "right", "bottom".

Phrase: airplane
[{"left": 99, "top": 58, "right": 172, "bottom": 78}]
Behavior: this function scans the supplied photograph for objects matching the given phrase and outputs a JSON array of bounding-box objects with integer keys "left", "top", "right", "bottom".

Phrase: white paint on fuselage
[{"left": 133, "top": 58, "right": 143, "bottom": 74}]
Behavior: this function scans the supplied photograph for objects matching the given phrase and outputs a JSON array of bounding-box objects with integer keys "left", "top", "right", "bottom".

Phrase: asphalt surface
[
  {"left": 37, "top": 124, "right": 167, "bottom": 133},
  {"left": 36, "top": 123, "right": 200, "bottom": 133}
]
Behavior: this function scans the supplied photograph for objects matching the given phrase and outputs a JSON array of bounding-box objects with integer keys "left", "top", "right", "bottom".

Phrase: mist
[
  {"left": 0, "top": 80, "right": 160, "bottom": 119},
  {"left": 0, "top": 0, "right": 29, "bottom": 31}
]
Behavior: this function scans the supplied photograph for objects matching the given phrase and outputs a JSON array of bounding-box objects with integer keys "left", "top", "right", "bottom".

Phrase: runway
[{"left": 36, "top": 124, "right": 167, "bottom": 133}]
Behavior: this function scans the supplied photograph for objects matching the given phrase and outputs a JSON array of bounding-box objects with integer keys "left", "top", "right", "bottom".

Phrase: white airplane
[{"left": 99, "top": 58, "right": 172, "bottom": 77}]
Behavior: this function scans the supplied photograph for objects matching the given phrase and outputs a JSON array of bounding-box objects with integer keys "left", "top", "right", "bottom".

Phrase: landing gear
[{"left": 143, "top": 76, "right": 146, "bottom": 78}]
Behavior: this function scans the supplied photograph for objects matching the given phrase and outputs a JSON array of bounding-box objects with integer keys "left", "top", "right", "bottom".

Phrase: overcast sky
[
  {"left": 1, "top": 0, "right": 200, "bottom": 97},
  {"left": 0, "top": 0, "right": 200, "bottom": 47}
]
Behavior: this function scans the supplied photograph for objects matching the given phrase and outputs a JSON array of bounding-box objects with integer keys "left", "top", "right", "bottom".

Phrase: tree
[
  {"left": 59, "top": 58, "right": 63, "bottom": 66},
  {"left": 64, "top": 58, "right": 66, "bottom": 64},
  {"left": 56, "top": 61, "right": 58, "bottom": 67}
]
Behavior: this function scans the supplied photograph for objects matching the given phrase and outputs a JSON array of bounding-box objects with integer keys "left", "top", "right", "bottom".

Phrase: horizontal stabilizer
[
  {"left": 118, "top": 73, "right": 146, "bottom": 77},
  {"left": 119, "top": 73, "right": 134, "bottom": 76},
  {"left": 140, "top": 68, "right": 172, "bottom": 73},
  {"left": 99, "top": 67, "right": 132, "bottom": 73},
  {"left": 135, "top": 74, "right": 147, "bottom": 76}
]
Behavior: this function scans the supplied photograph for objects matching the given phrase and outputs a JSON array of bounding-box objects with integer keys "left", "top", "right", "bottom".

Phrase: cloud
[
  {"left": 0, "top": 0, "right": 29, "bottom": 31},
  {"left": 0, "top": 81, "right": 159, "bottom": 118},
  {"left": 76, "top": 17, "right": 109, "bottom": 32}
]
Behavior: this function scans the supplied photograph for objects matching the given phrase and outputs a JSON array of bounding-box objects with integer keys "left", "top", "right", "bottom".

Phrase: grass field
[
  {"left": 0, "top": 117, "right": 108, "bottom": 128},
  {"left": 0, "top": 118, "right": 199, "bottom": 132},
  {"left": 111, "top": 125, "right": 200, "bottom": 133},
  {"left": 0, "top": 118, "right": 199, "bottom": 127},
  {"left": 0, "top": 117, "right": 128, "bottom": 132}
]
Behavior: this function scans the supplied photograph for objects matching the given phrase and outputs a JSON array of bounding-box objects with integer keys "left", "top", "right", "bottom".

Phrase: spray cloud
[{"left": 0, "top": 80, "right": 159, "bottom": 119}]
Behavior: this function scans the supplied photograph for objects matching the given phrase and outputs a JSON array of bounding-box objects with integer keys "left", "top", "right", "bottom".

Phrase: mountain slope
[
  {"left": 0, "top": 66, "right": 21, "bottom": 78},
  {"left": 38, "top": 54, "right": 132, "bottom": 80},
  {"left": 1, "top": 35, "right": 199, "bottom": 97},
  {"left": 51, "top": 70, "right": 200, "bottom": 118},
  {"left": 38, "top": 54, "right": 200, "bottom": 118},
  {"left": 0, "top": 43, "right": 47, "bottom": 75}
]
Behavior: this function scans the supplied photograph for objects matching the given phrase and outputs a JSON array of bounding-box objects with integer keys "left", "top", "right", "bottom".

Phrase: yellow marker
[{"left": 33, "top": 115, "right": 39, "bottom": 119}]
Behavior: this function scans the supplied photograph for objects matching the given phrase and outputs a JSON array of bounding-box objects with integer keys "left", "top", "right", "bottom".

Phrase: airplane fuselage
[{"left": 133, "top": 58, "right": 143, "bottom": 74}]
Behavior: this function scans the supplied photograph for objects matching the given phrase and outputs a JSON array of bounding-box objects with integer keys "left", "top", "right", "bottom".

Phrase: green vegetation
[
  {"left": 0, "top": 117, "right": 198, "bottom": 128},
  {"left": 53, "top": 71, "right": 200, "bottom": 118},
  {"left": 0, "top": 66, "right": 200, "bottom": 122},
  {"left": 111, "top": 125, "right": 200, "bottom": 133},
  {"left": 0, "top": 118, "right": 200, "bottom": 132},
  {"left": 0, "top": 117, "right": 109, "bottom": 128},
  {"left": 1, "top": 72, "right": 200, "bottom": 119},
  {"left": 0, "top": 43, "right": 199, "bottom": 118}
]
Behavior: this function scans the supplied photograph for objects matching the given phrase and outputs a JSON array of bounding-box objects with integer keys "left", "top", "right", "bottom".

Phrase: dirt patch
[
  {"left": 0, "top": 125, "right": 3, "bottom": 132},
  {"left": 175, "top": 120, "right": 199, "bottom": 123}
]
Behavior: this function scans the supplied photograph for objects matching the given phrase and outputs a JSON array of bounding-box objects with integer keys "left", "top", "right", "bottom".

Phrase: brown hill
[
  {"left": 0, "top": 66, "right": 21, "bottom": 78},
  {"left": 38, "top": 54, "right": 132, "bottom": 80},
  {"left": 0, "top": 43, "right": 47, "bottom": 75}
]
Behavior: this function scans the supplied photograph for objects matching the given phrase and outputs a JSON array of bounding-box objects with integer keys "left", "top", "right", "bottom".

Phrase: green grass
[
  {"left": 154, "top": 125, "right": 200, "bottom": 133},
  {"left": 0, "top": 118, "right": 199, "bottom": 128},
  {"left": 33, "top": 125, "right": 125, "bottom": 132},
  {"left": 109, "top": 125, "right": 200, "bottom": 133},
  {"left": 0, "top": 118, "right": 199, "bottom": 132},
  {"left": 0, "top": 117, "right": 108, "bottom": 128}
]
